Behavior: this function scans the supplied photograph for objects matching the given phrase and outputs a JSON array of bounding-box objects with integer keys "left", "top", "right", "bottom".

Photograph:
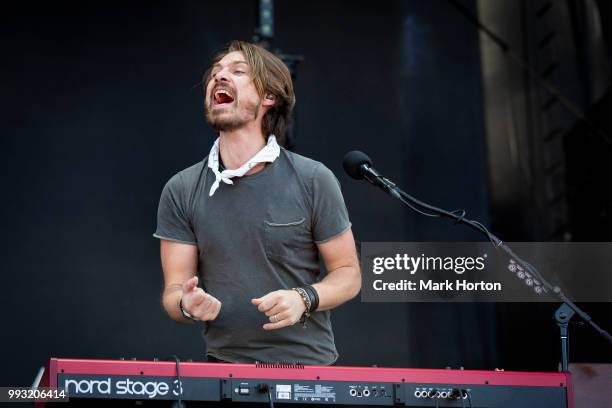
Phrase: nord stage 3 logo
[{"left": 59, "top": 375, "right": 218, "bottom": 400}]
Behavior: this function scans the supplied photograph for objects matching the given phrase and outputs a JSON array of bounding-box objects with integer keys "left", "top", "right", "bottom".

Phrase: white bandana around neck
[{"left": 207, "top": 135, "right": 280, "bottom": 196}]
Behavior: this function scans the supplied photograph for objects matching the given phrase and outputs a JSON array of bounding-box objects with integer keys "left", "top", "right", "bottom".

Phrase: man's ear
[{"left": 262, "top": 94, "right": 275, "bottom": 107}]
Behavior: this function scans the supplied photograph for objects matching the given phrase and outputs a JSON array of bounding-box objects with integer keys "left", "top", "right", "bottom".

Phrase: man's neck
[{"left": 218, "top": 126, "right": 268, "bottom": 173}]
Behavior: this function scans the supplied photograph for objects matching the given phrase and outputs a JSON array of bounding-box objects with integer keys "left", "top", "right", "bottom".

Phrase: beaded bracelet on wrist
[{"left": 292, "top": 287, "right": 311, "bottom": 327}]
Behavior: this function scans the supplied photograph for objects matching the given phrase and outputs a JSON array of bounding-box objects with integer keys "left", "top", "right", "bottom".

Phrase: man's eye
[{"left": 234, "top": 70, "right": 245, "bottom": 74}]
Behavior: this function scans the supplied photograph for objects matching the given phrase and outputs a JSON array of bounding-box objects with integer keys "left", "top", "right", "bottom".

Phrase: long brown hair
[{"left": 204, "top": 41, "right": 295, "bottom": 146}]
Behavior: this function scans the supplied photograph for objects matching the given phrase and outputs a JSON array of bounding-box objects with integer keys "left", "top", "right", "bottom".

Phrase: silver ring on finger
[{"left": 270, "top": 314, "right": 278, "bottom": 323}]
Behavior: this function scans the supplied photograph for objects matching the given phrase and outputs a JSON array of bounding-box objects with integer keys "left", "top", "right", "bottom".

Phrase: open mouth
[{"left": 213, "top": 88, "right": 235, "bottom": 107}]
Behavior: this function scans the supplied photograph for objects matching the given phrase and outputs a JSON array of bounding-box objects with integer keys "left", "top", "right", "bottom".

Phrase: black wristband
[
  {"left": 179, "top": 298, "right": 198, "bottom": 321},
  {"left": 304, "top": 285, "right": 319, "bottom": 312}
]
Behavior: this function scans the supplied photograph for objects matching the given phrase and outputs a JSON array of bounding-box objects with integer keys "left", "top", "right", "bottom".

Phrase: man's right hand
[{"left": 180, "top": 276, "right": 222, "bottom": 321}]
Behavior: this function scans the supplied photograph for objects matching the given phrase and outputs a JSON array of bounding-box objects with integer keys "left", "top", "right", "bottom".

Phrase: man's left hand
[{"left": 251, "top": 290, "right": 306, "bottom": 330}]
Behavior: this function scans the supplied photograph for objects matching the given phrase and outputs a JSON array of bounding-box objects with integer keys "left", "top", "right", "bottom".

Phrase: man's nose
[{"left": 213, "top": 68, "right": 230, "bottom": 82}]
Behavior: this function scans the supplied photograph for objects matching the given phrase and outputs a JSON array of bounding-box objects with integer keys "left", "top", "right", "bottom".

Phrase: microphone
[{"left": 342, "top": 151, "right": 401, "bottom": 199}]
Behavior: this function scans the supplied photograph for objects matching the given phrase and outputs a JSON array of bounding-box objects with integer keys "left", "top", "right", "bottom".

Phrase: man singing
[{"left": 154, "top": 40, "right": 361, "bottom": 365}]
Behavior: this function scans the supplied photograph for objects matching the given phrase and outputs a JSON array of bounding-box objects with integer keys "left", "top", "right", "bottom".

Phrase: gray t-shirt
[{"left": 154, "top": 148, "right": 351, "bottom": 365}]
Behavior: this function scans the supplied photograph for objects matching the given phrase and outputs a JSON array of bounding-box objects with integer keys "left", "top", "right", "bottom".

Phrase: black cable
[
  {"left": 401, "top": 186, "right": 509, "bottom": 257},
  {"left": 450, "top": 209, "right": 467, "bottom": 225},
  {"left": 162, "top": 355, "right": 184, "bottom": 408},
  {"left": 267, "top": 386, "right": 275, "bottom": 408},
  {"left": 392, "top": 181, "right": 612, "bottom": 344},
  {"left": 398, "top": 193, "right": 440, "bottom": 218},
  {"left": 399, "top": 190, "right": 499, "bottom": 247},
  {"left": 398, "top": 189, "right": 499, "bottom": 245},
  {"left": 398, "top": 187, "right": 548, "bottom": 281}
]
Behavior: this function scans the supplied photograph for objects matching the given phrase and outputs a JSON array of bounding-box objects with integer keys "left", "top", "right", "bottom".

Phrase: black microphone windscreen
[{"left": 342, "top": 150, "right": 372, "bottom": 180}]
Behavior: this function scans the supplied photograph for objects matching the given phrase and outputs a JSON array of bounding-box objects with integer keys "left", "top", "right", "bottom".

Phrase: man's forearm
[{"left": 312, "top": 265, "right": 361, "bottom": 311}]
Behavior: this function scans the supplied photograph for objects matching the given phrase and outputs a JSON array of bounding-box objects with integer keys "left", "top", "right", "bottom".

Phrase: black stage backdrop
[{"left": 1, "top": 0, "right": 609, "bottom": 387}]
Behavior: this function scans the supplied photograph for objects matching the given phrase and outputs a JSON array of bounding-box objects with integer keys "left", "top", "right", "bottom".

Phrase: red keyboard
[{"left": 42, "top": 358, "right": 572, "bottom": 407}]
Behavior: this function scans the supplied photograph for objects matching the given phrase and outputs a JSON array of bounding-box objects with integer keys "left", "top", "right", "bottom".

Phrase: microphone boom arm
[{"left": 371, "top": 175, "right": 612, "bottom": 348}]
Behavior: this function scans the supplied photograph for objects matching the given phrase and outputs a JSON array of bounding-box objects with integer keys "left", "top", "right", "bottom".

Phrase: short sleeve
[
  {"left": 153, "top": 173, "right": 197, "bottom": 245},
  {"left": 311, "top": 163, "right": 352, "bottom": 243}
]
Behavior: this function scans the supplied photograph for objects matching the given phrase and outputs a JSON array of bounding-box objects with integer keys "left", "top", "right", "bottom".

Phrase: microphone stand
[{"left": 374, "top": 177, "right": 612, "bottom": 372}]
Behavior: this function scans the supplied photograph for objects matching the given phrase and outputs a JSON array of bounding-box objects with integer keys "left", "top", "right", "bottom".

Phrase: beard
[{"left": 205, "top": 97, "right": 260, "bottom": 132}]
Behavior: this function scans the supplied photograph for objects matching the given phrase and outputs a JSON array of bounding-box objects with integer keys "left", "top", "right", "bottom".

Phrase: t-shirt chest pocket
[{"left": 263, "top": 216, "right": 313, "bottom": 261}]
